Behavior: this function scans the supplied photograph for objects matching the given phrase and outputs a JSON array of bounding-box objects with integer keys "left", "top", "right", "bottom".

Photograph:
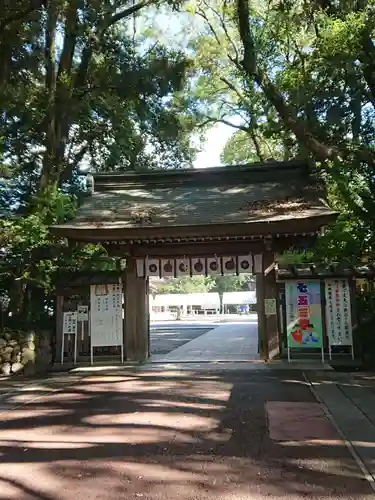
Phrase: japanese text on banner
[{"left": 286, "top": 281, "right": 323, "bottom": 348}]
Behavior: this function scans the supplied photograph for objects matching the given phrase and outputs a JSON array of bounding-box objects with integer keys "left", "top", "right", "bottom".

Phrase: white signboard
[
  {"left": 325, "top": 279, "right": 354, "bottom": 358},
  {"left": 265, "top": 298, "right": 277, "bottom": 316},
  {"left": 90, "top": 284, "right": 123, "bottom": 348},
  {"left": 61, "top": 311, "right": 78, "bottom": 366},
  {"left": 63, "top": 312, "right": 77, "bottom": 335},
  {"left": 77, "top": 305, "right": 89, "bottom": 322}
]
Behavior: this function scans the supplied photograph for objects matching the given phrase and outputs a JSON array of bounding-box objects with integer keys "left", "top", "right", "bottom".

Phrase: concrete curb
[{"left": 303, "top": 371, "right": 375, "bottom": 494}]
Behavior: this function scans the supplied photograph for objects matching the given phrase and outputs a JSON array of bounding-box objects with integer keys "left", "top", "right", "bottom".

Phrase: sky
[
  {"left": 193, "top": 122, "right": 236, "bottom": 169},
  {"left": 138, "top": 8, "right": 238, "bottom": 170}
]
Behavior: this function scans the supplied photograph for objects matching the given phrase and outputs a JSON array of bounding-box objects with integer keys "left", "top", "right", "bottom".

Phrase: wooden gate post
[
  {"left": 256, "top": 270, "right": 267, "bottom": 360},
  {"left": 256, "top": 252, "right": 280, "bottom": 360},
  {"left": 124, "top": 257, "right": 149, "bottom": 362},
  {"left": 55, "top": 294, "right": 64, "bottom": 364}
]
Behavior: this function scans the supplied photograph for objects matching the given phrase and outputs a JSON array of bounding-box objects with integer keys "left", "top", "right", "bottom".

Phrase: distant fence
[{"left": 151, "top": 291, "right": 256, "bottom": 309}]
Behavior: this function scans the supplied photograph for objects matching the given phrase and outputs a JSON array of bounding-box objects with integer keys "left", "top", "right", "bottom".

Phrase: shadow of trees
[{"left": 0, "top": 368, "right": 372, "bottom": 499}]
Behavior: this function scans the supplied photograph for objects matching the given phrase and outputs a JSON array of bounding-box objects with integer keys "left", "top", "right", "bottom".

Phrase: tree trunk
[
  {"left": 38, "top": 0, "right": 154, "bottom": 194},
  {"left": 219, "top": 292, "right": 224, "bottom": 314},
  {"left": 236, "top": 0, "right": 375, "bottom": 167},
  {"left": 253, "top": 69, "right": 338, "bottom": 163},
  {"left": 40, "top": 2, "right": 58, "bottom": 193},
  {"left": 0, "top": 45, "right": 12, "bottom": 93},
  {"left": 359, "top": 32, "right": 375, "bottom": 107},
  {"left": 250, "top": 129, "right": 264, "bottom": 161}
]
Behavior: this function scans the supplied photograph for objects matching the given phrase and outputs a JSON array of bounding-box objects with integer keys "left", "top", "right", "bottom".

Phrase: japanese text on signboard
[{"left": 285, "top": 281, "right": 323, "bottom": 348}]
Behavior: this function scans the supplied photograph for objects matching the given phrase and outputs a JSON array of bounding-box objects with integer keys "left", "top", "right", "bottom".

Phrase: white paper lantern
[
  {"left": 191, "top": 257, "right": 206, "bottom": 276},
  {"left": 222, "top": 256, "right": 237, "bottom": 275},
  {"left": 146, "top": 258, "right": 161, "bottom": 277},
  {"left": 238, "top": 255, "right": 253, "bottom": 274},
  {"left": 161, "top": 259, "right": 175, "bottom": 278},
  {"left": 206, "top": 257, "right": 221, "bottom": 275},
  {"left": 175, "top": 258, "right": 191, "bottom": 277}
]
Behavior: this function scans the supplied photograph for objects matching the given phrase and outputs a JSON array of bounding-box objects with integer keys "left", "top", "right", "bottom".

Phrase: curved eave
[{"left": 50, "top": 211, "right": 338, "bottom": 243}]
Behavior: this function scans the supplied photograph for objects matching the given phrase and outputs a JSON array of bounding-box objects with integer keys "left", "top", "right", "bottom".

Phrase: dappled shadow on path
[{"left": 0, "top": 369, "right": 372, "bottom": 499}]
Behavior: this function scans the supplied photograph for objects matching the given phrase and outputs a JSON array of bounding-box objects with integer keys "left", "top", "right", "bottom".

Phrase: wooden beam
[
  {"left": 264, "top": 261, "right": 276, "bottom": 276},
  {"left": 132, "top": 241, "right": 266, "bottom": 258},
  {"left": 51, "top": 213, "right": 336, "bottom": 242},
  {"left": 98, "top": 234, "right": 321, "bottom": 259}
]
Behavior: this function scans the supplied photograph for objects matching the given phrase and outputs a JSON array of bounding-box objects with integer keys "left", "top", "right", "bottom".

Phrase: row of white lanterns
[{"left": 136, "top": 254, "right": 263, "bottom": 278}]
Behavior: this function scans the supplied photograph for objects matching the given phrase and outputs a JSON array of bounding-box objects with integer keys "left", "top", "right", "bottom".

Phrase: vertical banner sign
[
  {"left": 63, "top": 312, "right": 77, "bottom": 335},
  {"left": 77, "top": 305, "right": 89, "bottom": 341},
  {"left": 77, "top": 305, "right": 89, "bottom": 322},
  {"left": 285, "top": 281, "right": 324, "bottom": 360},
  {"left": 112, "top": 283, "right": 123, "bottom": 343},
  {"left": 325, "top": 279, "right": 353, "bottom": 358},
  {"left": 61, "top": 312, "right": 78, "bottom": 366}
]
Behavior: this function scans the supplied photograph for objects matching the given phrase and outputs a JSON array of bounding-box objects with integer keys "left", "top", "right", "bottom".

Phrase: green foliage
[
  {"left": 221, "top": 130, "right": 286, "bottom": 164},
  {"left": 0, "top": 191, "right": 111, "bottom": 329},
  {"left": 0, "top": 0, "right": 197, "bottom": 209},
  {"left": 156, "top": 276, "right": 216, "bottom": 294},
  {"left": 2, "top": 0, "right": 375, "bottom": 329},
  {"left": 153, "top": 274, "right": 254, "bottom": 294},
  {"left": 0, "top": 0, "right": 199, "bottom": 329},
  {"left": 211, "top": 275, "right": 253, "bottom": 294},
  {"left": 183, "top": 0, "right": 375, "bottom": 263}
]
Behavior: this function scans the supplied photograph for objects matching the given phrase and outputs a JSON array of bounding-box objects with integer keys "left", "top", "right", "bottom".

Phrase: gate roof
[{"left": 51, "top": 160, "right": 336, "bottom": 243}]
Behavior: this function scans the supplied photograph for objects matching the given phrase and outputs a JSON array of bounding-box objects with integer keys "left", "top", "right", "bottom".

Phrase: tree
[
  {"left": 156, "top": 276, "right": 216, "bottom": 294},
  {"left": 212, "top": 275, "right": 254, "bottom": 313},
  {"left": 184, "top": 0, "right": 299, "bottom": 163},
  {"left": 235, "top": 0, "right": 375, "bottom": 164},
  {"left": 184, "top": 0, "right": 375, "bottom": 261},
  {"left": 220, "top": 129, "right": 287, "bottom": 164},
  {"left": 0, "top": 191, "right": 114, "bottom": 328},
  {"left": 0, "top": 0, "right": 196, "bottom": 209},
  {"left": 0, "top": 1, "right": 199, "bottom": 328}
]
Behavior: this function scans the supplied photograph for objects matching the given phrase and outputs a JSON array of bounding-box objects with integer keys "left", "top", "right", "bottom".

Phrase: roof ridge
[
  {"left": 89, "top": 159, "right": 313, "bottom": 193},
  {"left": 91, "top": 159, "right": 311, "bottom": 180}
]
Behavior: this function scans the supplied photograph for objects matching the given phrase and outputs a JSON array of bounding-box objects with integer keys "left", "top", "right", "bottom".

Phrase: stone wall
[{"left": 0, "top": 329, "right": 52, "bottom": 376}]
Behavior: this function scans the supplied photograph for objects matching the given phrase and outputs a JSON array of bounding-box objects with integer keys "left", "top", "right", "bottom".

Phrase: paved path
[
  {"left": 306, "top": 370, "right": 375, "bottom": 487},
  {"left": 150, "top": 323, "right": 213, "bottom": 356},
  {"left": 0, "top": 366, "right": 372, "bottom": 499},
  {"left": 153, "top": 320, "right": 259, "bottom": 362}
]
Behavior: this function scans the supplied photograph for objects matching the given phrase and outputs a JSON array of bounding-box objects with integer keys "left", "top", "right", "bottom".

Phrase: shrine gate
[{"left": 51, "top": 159, "right": 336, "bottom": 363}]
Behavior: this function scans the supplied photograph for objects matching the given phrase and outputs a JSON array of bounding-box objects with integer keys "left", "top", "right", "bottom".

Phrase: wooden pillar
[
  {"left": 55, "top": 294, "right": 64, "bottom": 363},
  {"left": 256, "top": 252, "right": 280, "bottom": 360},
  {"left": 256, "top": 272, "right": 267, "bottom": 359},
  {"left": 146, "top": 278, "right": 151, "bottom": 358},
  {"left": 124, "top": 257, "right": 149, "bottom": 361}
]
